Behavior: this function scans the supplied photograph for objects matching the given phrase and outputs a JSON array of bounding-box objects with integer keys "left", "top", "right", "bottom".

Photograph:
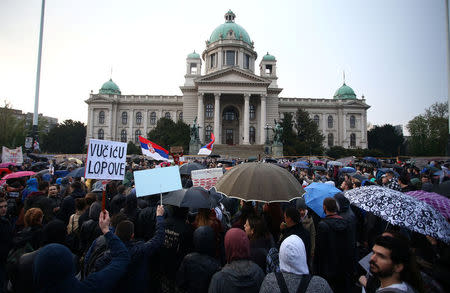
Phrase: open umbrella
[
  {"left": 0, "top": 162, "right": 16, "bottom": 168},
  {"left": 313, "top": 160, "right": 324, "bottom": 165},
  {"left": 349, "top": 172, "right": 368, "bottom": 183},
  {"left": 215, "top": 162, "right": 304, "bottom": 203},
  {"left": 363, "top": 157, "right": 379, "bottom": 164},
  {"left": 312, "top": 166, "right": 326, "bottom": 172},
  {"left": 406, "top": 190, "right": 450, "bottom": 220},
  {"left": 68, "top": 157, "right": 83, "bottom": 165},
  {"left": 163, "top": 187, "right": 216, "bottom": 209},
  {"left": 2, "top": 171, "right": 36, "bottom": 180},
  {"left": 291, "top": 161, "right": 309, "bottom": 169},
  {"left": 65, "top": 167, "right": 85, "bottom": 178},
  {"left": 433, "top": 181, "right": 450, "bottom": 198},
  {"left": 340, "top": 167, "right": 356, "bottom": 173},
  {"left": 344, "top": 186, "right": 450, "bottom": 243},
  {"left": 54, "top": 170, "right": 69, "bottom": 177},
  {"left": 327, "top": 161, "right": 343, "bottom": 167},
  {"left": 304, "top": 182, "right": 342, "bottom": 218},
  {"left": 179, "top": 162, "right": 206, "bottom": 175}
]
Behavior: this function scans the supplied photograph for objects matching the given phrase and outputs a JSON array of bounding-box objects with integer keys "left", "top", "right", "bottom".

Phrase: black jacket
[
  {"left": 0, "top": 217, "right": 12, "bottom": 263},
  {"left": 279, "top": 223, "right": 311, "bottom": 265}
]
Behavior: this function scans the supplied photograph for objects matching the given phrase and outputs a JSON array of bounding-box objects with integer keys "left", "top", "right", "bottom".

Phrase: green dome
[
  {"left": 187, "top": 51, "right": 200, "bottom": 59},
  {"left": 262, "top": 52, "right": 276, "bottom": 61},
  {"left": 333, "top": 83, "right": 356, "bottom": 100},
  {"left": 99, "top": 79, "right": 121, "bottom": 95},
  {"left": 209, "top": 11, "right": 252, "bottom": 45}
]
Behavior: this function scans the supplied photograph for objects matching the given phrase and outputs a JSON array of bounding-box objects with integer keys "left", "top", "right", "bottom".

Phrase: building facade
[{"left": 85, "top": 11, "right": 370, "bottom": 149}]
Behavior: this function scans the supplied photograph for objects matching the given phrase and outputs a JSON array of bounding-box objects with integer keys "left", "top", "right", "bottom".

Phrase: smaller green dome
[
  {"left": 187, "top": 51, "right": 200, "bottom": 59},
  {"left": 262, "top": 52, "right": 276, "bottom": 61},
  {"left": 99, "top": 79, "right": 121, "bottom": 95},
  {"left": 333, "top": 83, "right": 356, "bottom": 100}
]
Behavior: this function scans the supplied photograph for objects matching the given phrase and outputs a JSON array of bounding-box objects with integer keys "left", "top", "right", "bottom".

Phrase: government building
[{"left": 85, "top": 10, "right": 370, "bottom": 152}]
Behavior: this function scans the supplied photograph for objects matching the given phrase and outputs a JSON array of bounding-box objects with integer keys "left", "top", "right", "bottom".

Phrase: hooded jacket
[
  {"left": 33, "top": 232, "right": 129, "bottom": 293},
  {"left": 177, "top": 226, "right": 221, "bottom": 293},
  {"left": 21, "top": 178, "right": 38, "bottom": 201},
  {"left": 259, "top": 235, "right": 333, "bottom": 293},
  {"left": 208, "top": 228, "right": 264, "bottom": 293},
  {"left": 79, "top": 202, "right": 102, "bottom": 253}
]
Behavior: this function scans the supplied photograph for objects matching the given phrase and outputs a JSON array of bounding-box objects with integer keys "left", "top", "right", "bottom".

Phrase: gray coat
[{"left": 259, "top": 272, "right": 333, "bottom": 293}]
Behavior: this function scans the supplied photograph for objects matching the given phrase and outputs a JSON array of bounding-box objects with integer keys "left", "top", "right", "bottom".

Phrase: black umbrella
[
  {"left": 312, "top": 166, "right": 326, "bottom": 172},
  {"left": 349, "top": 172, "right": 368, "bottom": 182},
  {"left": 65, "top": 167, "right": 85, "bottom": 178},
  {"left": 163, "top": 187, "right": 216, "bottom": 209},
  {"left": 179, "top": 162, "right": 206, "bottom": 175}
]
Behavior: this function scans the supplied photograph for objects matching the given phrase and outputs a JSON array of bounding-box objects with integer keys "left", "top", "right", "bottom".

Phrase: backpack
[{"left": 82, "top": 235, "right": 111, "bottom": 279}]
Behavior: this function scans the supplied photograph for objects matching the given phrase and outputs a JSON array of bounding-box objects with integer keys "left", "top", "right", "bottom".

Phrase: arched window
[
  {"left": 313, "top": 115, "right": 319, "bottom": 126},
  {"left": 135, "top": 129, "right": 141, "bottom": 143},
  {"left": 223, "top": 107, "right": 237, "bottom": 121},
  {"left": 350, "top": 133, "right": 356, "bottom": 147},
  {"left": 328, "top": 133, "right": 334, "bottom": 147},
  {"left": 136, "top": 112, "right": 142, "bottom": 125},
  {"left": 350, "top": 115, "right": 356, "bottom": 128},
  {"left": 150, "top": 112, "right": 156, "bottom": 125},
  {"left": 165, "top": 112, "right": 171, "bottom": 119},
  {"left": 249, "top": 126, "right": 255, "bottom": 144},
  {"left": 99, "top": 111, "right": 105, "bottom": 124},
  {"left": 179, "top": 112, "right": 183, "bottom": 121},
  {"left": 98, "top": 129, "right": 104, "bottom": 140},
  {"left": 249, "top": 104, "right": 255, "bottom": 120},
  {"left": 206, "top": 104, "right": 213, "bottom": 118},
  {"left": 120, "top": 130, "right": 127, "bottom": 142},
  {"left": 205, "top": 125, "right": 212, "bottom": 140},
  {"left": 121, "top": 112, "right": 128, "bottom": 125},
  {"left": 328, "top": 115, "right": 333, "bottom": 128}
]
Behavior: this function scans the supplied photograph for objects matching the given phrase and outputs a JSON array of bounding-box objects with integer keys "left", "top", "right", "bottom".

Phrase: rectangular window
[
  {"left": 265, "top": 64, "right": 272, "bottom": 74},
  {"left": 226, "top": 51, "right": 235, "bottom": 66},
  {"left": 190, "top": 63, "right": 197, "bottom": 74},
  {"left": 244, "top": 54, "right": 250, "bottom": 69},
  {"left": 210, "top": 54, "right": 215, "bottom": 68}
]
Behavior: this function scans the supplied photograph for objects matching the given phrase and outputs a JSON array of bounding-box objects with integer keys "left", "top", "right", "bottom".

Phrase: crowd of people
[{"left": 0, "top": 156, "right": 448, "bottom": 293}]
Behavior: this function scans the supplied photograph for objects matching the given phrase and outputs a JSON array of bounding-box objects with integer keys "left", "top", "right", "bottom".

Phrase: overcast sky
[{"left": 0, "top": 0, "right": 447, "bottom": 133}]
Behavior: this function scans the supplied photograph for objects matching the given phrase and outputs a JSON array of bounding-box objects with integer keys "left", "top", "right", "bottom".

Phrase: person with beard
[{"left": 367, "top": 235, "right": 424, "bottom": 293}]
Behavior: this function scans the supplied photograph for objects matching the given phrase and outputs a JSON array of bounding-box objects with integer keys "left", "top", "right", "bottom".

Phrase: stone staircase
[{"left": 211, "top": 144, "right": 265, "bottom": 159}]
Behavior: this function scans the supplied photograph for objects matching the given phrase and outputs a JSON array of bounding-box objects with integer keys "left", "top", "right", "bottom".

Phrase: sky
[{"left": 0, "top": 0, "right": 448, "bottom": 134}]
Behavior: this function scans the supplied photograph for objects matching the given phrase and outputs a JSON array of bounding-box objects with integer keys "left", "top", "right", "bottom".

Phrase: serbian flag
[
  {"left": 139, "top": 136, "right": 169, "bottom": 161},
  {"left": 198, "top": 133, "right": 215, "bottom": 155}
]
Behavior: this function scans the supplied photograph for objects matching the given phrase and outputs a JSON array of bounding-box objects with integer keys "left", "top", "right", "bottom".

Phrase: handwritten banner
[
  {"left": 191, "top": 168, "right": 223, "bottom": 190},
  {"left": 2, "top": 146, "right": 23, "bottom": 164},
  {"left": 85, "top": 139, "right": 127, "bottom": 180}
]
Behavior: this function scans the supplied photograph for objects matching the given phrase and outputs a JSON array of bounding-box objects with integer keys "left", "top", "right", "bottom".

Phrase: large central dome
[{"left": 209, "top": 10, "right": 252, "bottom": 45}]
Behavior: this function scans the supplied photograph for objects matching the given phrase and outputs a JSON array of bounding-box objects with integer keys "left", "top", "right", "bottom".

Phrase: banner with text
[
  {"left": 191, "top": 168, "right": 223, "bottom": 190},
  {"left": 85, "top": 139, "right": 127, "bottom": 180},
  {"left": 2, "top": 146, "right": 23, "bottom": 164}
]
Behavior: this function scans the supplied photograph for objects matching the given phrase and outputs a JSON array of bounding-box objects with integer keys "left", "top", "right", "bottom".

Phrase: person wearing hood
[
  {"left": 177, "top": 226, "right": 221, "bottom": 293},
  {"left": 314, "top": 197, "right": 353, "bottom": 293},
  {"left": 208, "top": 228, "right": 264, "bottom": 293},
  {"left": 79, "top": 202, "right": 102, "bottom": 254},
  {"left": 57, "top": 181, "right": 86, "bottom": 225},
  {"left": 259, "top": 235, "right": 332, "bottom": 293},
  {"left": 21, "top": 178, "right": 38, "bottom": 202},
  {"left": 33, "top": 210, "right": 130, "bottom": 293}
]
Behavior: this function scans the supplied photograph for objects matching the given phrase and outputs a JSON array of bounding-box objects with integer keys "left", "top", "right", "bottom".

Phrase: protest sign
[
  {"left": 85, "top": 139, "right": 127, "bottom": 180},
  {"left": 134, "top": 166, "right": 182, "bottom": 197},
  {"left": 2, "top": 146, "right": 23, "bottom": 164},
  {"left": 191, "top": 167, "right": 223, "bottom": 190}
]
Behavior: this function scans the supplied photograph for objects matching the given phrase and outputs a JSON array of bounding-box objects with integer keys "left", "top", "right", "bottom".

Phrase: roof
[{"left": 99, "top": 79, "right": 121, "bottom": 95}]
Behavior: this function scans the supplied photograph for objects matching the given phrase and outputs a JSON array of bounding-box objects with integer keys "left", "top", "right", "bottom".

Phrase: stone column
[
  {"left": 197, "top": 93, "right": 205, "bottom": 143},
  {"left": 129, "top": 110, "right": 134, "bottom": 143},
  {"left": 260, "top": 94, "right": 267, "bottom": 144},
  {"left": 89, "top": 108, "right": 94, "bottom": 139},
  {"left": 343, "top": 112, "right": 347, "bottom": 145},
  {"left": 243, "top": 94, "right": 250, "bottom": 145},
  {"left": 214, "top": 93, "right": 221, "bottom": 144},
  {"left": 143, "top": 109, "right": 148, "bottom": 138},
  {"left": 108, "top": 105, "right": 113, "bottom": 140},
  {"left": 322, "top": 114, "right": 327, "bottom": 133}
]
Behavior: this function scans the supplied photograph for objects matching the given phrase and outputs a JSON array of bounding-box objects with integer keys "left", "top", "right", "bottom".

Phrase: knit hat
[
  {"left": 34, "top": 243, "right": 74, "bottom": 289},
  {"left": 280, "top": 235, "right": 309, "bottom": 275}
]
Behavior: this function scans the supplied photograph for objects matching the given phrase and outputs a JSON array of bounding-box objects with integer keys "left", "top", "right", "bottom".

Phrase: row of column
[{"left": 197, "top": 92, "right": 267, "bottom": 145}]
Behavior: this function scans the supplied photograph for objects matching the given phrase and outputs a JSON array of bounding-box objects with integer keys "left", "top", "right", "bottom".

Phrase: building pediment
[
  {"left": 195, "top": 67, "right": 271, "bottom": 86},
  {"left": 343, "top": 99, "right": 371, "bottom": 109},
  {"left": 85, "top": 94, "right": 116, "bottom": 104}
]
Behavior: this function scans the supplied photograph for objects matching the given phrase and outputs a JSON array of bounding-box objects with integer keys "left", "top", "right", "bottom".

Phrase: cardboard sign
[
  {"left": 85, "top": 139, "right": 127, "bottom": 180},
  {"left": 2, "top": 146, "right": 23, "bottom": 164},
  {"left": 191, "top": 168, "right": 223, "bottom": 190},
  {"left": 134, "top": 166, "right": 182, "bottom": 197}
]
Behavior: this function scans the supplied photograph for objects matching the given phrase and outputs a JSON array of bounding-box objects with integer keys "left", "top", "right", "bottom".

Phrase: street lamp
[{"left": 264, "top": 123, "right": 271, "bottom": 145}]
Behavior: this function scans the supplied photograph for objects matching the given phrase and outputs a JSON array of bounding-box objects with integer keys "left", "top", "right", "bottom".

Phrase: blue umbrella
[
  {"left": 54, "top": 170, "right": 69, "bottom": 177},
  {"left": 304, "top": 182, "right": 341, "bottom": 218},
  {"left": 291, "top": 161, "right": 309, "bottom": 168},
  {"left": 363, "top": 157, "right": 379, "bottom": 164},
  {"left": 340, "top": 167, "right": 356, "bottom": 173}
]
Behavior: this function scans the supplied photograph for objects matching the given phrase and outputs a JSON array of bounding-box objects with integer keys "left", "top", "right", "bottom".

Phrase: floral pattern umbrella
[
  {"left": 344, "top": 185, "right": 450, "bottom": 244},
  {"left": 406, "top": 190, "right": 450, "bottom": 220}
]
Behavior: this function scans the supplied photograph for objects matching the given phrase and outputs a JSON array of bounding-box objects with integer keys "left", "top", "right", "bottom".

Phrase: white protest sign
[
  {"left": 191, "top": 168, "right": 223, "bottom": 190},
  {"left": 134, "top": 166, "right": 182, "bottom": 197},
  {"left": 85, "top": 139, "right": 127, "bottom": 180},
  {"left": 2, "top": 146, "right": 23, "bottom": 164}
]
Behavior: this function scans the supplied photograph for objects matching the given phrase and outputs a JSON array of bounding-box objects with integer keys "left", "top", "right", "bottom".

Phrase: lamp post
[{"left": 264, "top": 123, "right": 271, "bottom": 145}]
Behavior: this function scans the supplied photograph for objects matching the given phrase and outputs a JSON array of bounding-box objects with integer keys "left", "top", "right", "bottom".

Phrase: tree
[
  {"left": 294, "top": 108, "right": 325, "bottom": 155},
  {"left": 43, "top": 120, "right": 86, "bottom": 153},
  {"left": 280, "top": 112, "right": 299, "bottom": 155},
  {"left": 147, "top": 117, "right": 190, "bottom": 152},
  {"left": 127, "top": 141, "right": 141, "bottom": 155},
  {"left": 368, "top": 124, "right": 404, "bottom": 156},
  {"left": 0, "top": 101, "right": 26, "bottom": 148},
  {"left": 407, "top": 102, "right": 448, "bottom": 156}
]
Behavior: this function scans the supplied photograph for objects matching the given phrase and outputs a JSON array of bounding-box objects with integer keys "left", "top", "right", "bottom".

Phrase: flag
[
  {"left": 198, "top": 133, "right": 215, "bottom": 155},
  {"left": 139, "top": 136, "right": 169, "bottom": 161}
]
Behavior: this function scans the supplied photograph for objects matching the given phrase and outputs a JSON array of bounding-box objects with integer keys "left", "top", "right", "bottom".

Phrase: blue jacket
[{"left": 33, "top": 232, "right": 130, "bottom": 293}]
